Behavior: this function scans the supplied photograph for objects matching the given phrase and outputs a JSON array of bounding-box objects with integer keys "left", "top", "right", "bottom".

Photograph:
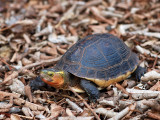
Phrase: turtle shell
[{"left": 56, "top": 33, "right": 139, "bottom": 87}]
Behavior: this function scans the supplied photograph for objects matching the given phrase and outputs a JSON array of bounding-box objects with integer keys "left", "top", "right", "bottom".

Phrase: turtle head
[{"left": 40, "top": 68, "right": 69, "bottom": 88}]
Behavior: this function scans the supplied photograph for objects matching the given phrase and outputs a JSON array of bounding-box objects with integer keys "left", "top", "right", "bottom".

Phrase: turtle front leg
[
  {"left": 133, "top": 66, "right": 146, "bottom": 81},
  {"left": 80, "top": 79, "right": 100, "bottom": 102}
]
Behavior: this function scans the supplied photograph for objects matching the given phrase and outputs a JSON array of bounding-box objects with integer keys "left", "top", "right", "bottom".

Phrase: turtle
[{"left": 39, "top": 33, "right": 146, "bottom": 102}]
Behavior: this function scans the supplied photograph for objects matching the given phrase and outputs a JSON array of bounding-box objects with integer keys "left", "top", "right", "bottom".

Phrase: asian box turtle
[{"left": 39, "top": 33, "right": 146, "bottom": 101}]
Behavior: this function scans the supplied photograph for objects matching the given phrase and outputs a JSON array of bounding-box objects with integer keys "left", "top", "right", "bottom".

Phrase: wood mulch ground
[{"left": 0, "top": 0, "right": 160, "bottom": 119}]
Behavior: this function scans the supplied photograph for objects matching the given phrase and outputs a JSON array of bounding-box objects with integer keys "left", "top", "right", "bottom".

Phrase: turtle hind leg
[
  {"left": 80, "top": 79, "right": 100, "bottom": 102},
  {"left": 133, "top": 66, "right": 146, "bottom": 81}
]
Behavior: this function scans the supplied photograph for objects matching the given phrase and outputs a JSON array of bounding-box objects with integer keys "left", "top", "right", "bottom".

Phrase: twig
[
  {"left": 99, "top": 99, "right": 115, "bottom": 107},
  {"left": 78, "top": 0, "right": 102, "bottom": 13},
  {"left": 141, "top": 70, "right": 160, "bottom": 81},
  {"left": 129, "top": 114, "right": 143, "bottom": 120},
  {"left": 69, "top": 86, "right": 100, "bottom": 120},
  {"left": 66, "top": 108, "right": 75, "bottom": 117},
  {"left": 149, "top": 81, "right": 160, "bottom": 91},
  {"left": 152, "top": 55, "right": 158, "bottom": 68},
  {"left": 119, "top": 99, "right": 148, "bottom": 113},
  {"left": 0, "top": 96, "right": 13, "bottom": 109},
  {"left": 129, "top": 29, "right": 160, "bottom": 39},
  {"left": 101, "top": 11, "right": 123, "bottom": 18},
  {"left": 36, "top": 15, "right": 46, "bottom": 33},
  {"left": 0, "top": 71, "right": 19, "bottom": 85},
  {"left": 108, "top": 103, "right": 136, "bottom": 120},
  {"left": 90, "top": 7, "right": 113, "bottom": 25},
  {"left": 95, "top": 108, "right": 117, "bottom": 118},
  {"left": 11, "top": 114, "right": 34, "bottom": 120},
  {"left": 0, "top": 57, "right": 15, "bottom": 70},
  {"left": 115, "top": 83, "right": 129, "bottom": 95},
  {"left": 147, "top": 111, "right": 160, "bottom": 120},
  {"left": 144, "top": 8, "right": 160, "bottom": 18},
  {"left": 0, "top": 20, "right": 34, "bottom": 32},
  {"left": 126, "top": 88, "right": 160, "bottom": 100},
  {"left": 121, "top": 103, "right": 136, "bottom": 120},
  {"left": 25, "top": 85, "right": 33, "bottom": 102},
  {"left": 55, "top": 3, "right": 77, "bottom": 28},
  {"left": 22, "top": 56, "right": 61, "bottom": 70},
  {"left": 58, "top": 116, "right": 94, "bottom": 120},
  {"left": 34, "top": 90, "right": 57, "bottom": 95},
  {"left": 13, "top": 98, "right": 45, "bottom": 111},
  {"left": 34, "top": 90, "right": 78, "bottom": 102},
  {"left": 0, "top": 91, "right": 21, "bottom": 98},
  {"left": 66, "top": 98, "right": 83, "bottom": 113},
  {"left": 143, "top": 99, "right": 160, "bottom": 111}
]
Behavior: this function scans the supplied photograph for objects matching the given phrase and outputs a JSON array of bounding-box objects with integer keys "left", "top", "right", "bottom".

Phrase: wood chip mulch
[{"left": 0, "top": 0, "right": 160, "bottom": 120}]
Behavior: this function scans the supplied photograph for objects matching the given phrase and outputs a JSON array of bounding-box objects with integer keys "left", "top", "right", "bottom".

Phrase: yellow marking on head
[
  {"left": 45, "top": 71, "right": 65, "bottom": 78},
  {"left": 47, "top": 71, "right": 54, "bottom": 76},
  {"left": 56, "top": 71, "right": 65, "bottom": 75}
]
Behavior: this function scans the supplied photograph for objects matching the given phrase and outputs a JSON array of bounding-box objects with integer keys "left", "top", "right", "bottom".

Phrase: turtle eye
[{"left": 48, "top": 72, "right": 54, "bottom": 76}]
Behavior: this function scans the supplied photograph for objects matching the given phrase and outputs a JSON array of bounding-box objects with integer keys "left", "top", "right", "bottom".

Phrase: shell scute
[
  {"left": 56, "top": 33, "right": 139, "bottom": 82},
  {"left": 81, "top": 44, "right": 110, "bottom": 69}
]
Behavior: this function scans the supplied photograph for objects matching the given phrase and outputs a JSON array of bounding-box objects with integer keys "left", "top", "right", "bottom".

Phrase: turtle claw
[
  {"left": 88, "top": 91, "right": 99, "bottom": 103},
  {"left": 89, "top": 96, "right": 97, "bottom": 103},
  {"left": 134, "top": 66, "right": 146, "bottom": 82}
]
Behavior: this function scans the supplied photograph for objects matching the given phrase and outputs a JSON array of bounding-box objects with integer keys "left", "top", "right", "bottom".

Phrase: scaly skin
[{"left": 80, "top": 79, "right": 99, "bottom": 102}]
